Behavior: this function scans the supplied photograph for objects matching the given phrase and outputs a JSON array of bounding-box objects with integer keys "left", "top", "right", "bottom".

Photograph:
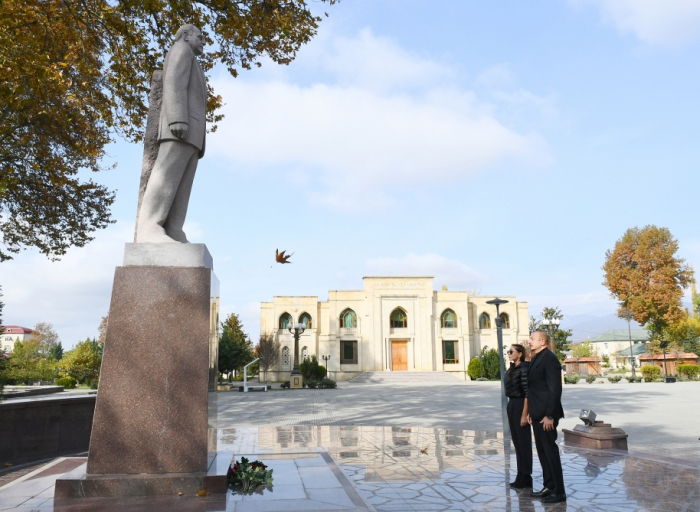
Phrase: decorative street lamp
[
  {"left": 660, "top": 341, "right": 675, "bottom": 383},
  {"left": 322, "top": 355, "right": 331, "bottom": 373},
  {"left": 541, "top": 317, "right": 561, "bottom": 352},
  {"left": 288, "top": 322, "right": 305, "bottom": 389},
  {"left": 486, "top": 297, "right": 509, "bottom": 436},
  {"left": 623, "top": 307, "right": 636, "bottom": 377}
]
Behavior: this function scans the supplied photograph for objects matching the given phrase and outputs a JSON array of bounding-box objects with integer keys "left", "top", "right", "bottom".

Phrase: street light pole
[
  {"left": 624, "top": 307, "right": 636, "bottom": 377},
  {"left": 486, "top": 298, "right": 509, "bottom": 436},
  {"left": 322, "top": 355, "right": 331, "bottom": 374},
  {"left": 288, "top": 323, "right": 305, "bottom": 388}
]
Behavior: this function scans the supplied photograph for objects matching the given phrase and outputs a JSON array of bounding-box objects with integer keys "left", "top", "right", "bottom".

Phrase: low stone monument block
[{"left": 563, "top": 420, "right": 628, "bottom": 451}]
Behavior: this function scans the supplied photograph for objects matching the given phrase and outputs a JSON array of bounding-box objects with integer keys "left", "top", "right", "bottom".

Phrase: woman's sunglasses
[{"left": 507, "top": 350, "right": 515, "bottom": 355}]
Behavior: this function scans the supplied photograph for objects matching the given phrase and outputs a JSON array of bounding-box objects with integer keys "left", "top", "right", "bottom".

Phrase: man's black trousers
[
  {"left": 532, "top": 419, "right": 565, "bottom": 494},
  {"left": 507, "top": 397, "right": 532, "bottom": 476}
]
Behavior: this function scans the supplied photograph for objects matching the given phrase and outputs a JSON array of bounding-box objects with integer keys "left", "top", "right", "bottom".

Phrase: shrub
[
  {"left": 564, "top": 375, "right": 580, "bottom": 384},
  {"left": 306, "top": 380, "right": 318, "bottom": 389},
  {"left": 319, "top": 378, "right": 337, "bottom": 389},
  {"left": 678, "top": 364, "right": 700, "bottom": 379},
  {"left": 626, "top": 375, "right": 642, "bottom": 383},
  {"left": 607, "top": 375, "right": 622, "bottom": 383},
  {"left": 483, "top": 349, "right": 501, "bottom": 379},
  {"left": 56, "top": 376, "right": 77, "bottom": 389},
  {"left": 641, "top": 365, "right": 661, "bottom": 380},
  {"left": 586, "top": 375, "right": 597, "bottom": 384},
  {"left": 280, "top": 381, "right": 290, "bottom": 389},
  {"left": 299, "top": 356, "right": 327, "bottom": 382},
  {"left": 467, "top": 357, "right": 485, "bottom": 380}
]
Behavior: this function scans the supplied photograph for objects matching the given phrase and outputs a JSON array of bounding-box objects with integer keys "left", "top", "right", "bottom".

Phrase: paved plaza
[
  {"left": 219, "top": 378, "right": 700, "bottom": 464},
  {"left": 1, "top": 377, "right": 698, "bottom": 511}
]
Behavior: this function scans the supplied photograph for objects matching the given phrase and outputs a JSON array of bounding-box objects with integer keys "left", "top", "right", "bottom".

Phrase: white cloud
[
  {"left": 365, "top": 253, "right": 488, "bottom": 290},
  {"left": 2, "top": 222, "right": 133, "bottom": 348},
  {"left": 209, "top": 29, "right": 551, "bottom": 211},
  {"left": 572, "top": 0, "right": 700, "bottom": 46}
]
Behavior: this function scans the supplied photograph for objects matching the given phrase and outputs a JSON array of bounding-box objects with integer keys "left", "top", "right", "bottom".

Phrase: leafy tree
[
  {"left": 1, "top": 0, "right": 338, "bottom": 261},
  {"left": 48, "top": 341, "right": 64, "bottom": 361},
  {"left": 571, "top": 340, "right": 597, "bottom": 358},
  {"left": 482, "top": 348, "right": 501, "bottom": 380},
  {"left": 58, "top": 338, "right": 102, "bottom": 384},
  {"left": 531, "top": 307, "right": 572, "bottom": 362},
  {"left": 256, "top": 333, "right": 280, "bottom": 383},
  {"left": 219, "top": 313, "right": 253, "bottom": 379},
  {"left": 682, "top": 325, "right": 700, "bottom": 356},
  {"left": 0, "top": 285, "right": 4, "bottom": 329},
  {"left": 603, "top": 225, "right": 693, "bottom": 350},
  {"left": 32, "top": 322, "right": 60, "bottom": 356},
  {"left": 5, "top": 339, "right": 57, "bottom": 383},
  {"left": 97, "top": 315, "right": 109, "bottom": 344}
]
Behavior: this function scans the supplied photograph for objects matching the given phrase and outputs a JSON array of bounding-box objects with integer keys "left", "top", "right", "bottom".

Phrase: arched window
[
  {"left": 441, "top": 309, "right": 457, "bottom": 328},
  {"left": 390, "top": 308, "right": 408, "bottom": 328},
  {"left": 279, "top": 313, "right": 293, "bottom": 329},
  {"left": 340, "top": 309, "right": 357, "bottom": 328},
  {"left": 282, "top": 346, "right": 290, "bottom": 368},
  {"left": 299, "top": 313, "right": 312, "bottom": 329},
  {"left": 301, "top": 346, "right": 309, "bottom": 361},
  {"left": 479, "top": 313, "right": 491, "bottom": 329},
  {"left": 500, "top": 313, "right": 510, "bottom": 329}
]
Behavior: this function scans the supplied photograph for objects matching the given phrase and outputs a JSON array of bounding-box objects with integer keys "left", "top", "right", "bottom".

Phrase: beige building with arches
[{"left": 260, "top": 277, "right": 529, "bottom": 381}]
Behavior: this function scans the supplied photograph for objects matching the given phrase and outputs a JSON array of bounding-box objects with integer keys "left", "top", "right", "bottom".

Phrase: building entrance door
[{"left": 391, "top": 341, "right": 408, "bottom": 371}]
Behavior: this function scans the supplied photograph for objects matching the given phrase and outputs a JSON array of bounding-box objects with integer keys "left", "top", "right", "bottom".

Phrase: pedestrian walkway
[
  {"left": 1, "top": 426, "right": 697, "bottom": 511},
  {"left": 348, "top": 371, "right": 463, "bottom": 384}
]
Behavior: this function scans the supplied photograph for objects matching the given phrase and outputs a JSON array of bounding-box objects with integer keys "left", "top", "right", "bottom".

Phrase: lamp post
[
  {"left": 288, "top": 322, "right": 305, "bottom": 389},
  {"left": 623, "top": 307, "right": 636, "bottom": 377},
  {"left": 541, "top": 317, "right": 561, "bottom": 353},
  {"left": 322, "top": 355, "right": 331, "bottom": 373},
  {"left": 486, "top": 298, "right": 509, "bottom": 436},
  {"left": 659, "top": 341, "right": 675, "bottom": 383}
]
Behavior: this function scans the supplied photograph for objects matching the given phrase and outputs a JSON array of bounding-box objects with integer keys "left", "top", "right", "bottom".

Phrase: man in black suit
[{"left": 527, "top": 330, "right": 566, "bottom": 503}]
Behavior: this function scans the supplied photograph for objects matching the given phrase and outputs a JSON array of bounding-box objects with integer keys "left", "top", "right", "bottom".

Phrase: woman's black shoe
[
  {"left": 530, "top": 487, "right": 554, "bottom": 498},
  {"left": 510, "top": 473, "right": 532, "bottom": 489}
]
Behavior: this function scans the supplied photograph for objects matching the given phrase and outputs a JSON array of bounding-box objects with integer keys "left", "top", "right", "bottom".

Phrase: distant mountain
[{"left": 560, "top": 314, "right": 643, "bottom": 343}]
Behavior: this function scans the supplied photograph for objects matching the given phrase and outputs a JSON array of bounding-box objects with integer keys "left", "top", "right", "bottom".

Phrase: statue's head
[{"left": 175, "top": 24, "right": 204, "bottom": 56}]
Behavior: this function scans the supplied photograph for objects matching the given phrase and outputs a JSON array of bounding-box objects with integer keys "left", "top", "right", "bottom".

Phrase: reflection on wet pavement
[{"left": 221, "top": 426, "right": 700, "bottom": 512}]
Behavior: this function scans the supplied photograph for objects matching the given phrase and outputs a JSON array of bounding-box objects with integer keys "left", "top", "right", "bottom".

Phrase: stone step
[{"left": 348, "top": 371, "right": 462, "bottom": 384}]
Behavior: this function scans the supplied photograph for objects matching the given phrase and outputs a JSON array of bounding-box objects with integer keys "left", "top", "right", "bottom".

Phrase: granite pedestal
[
  {"left": 563, "top": 420, "right": 629, "bottom": 450},
  {"left": 55, "top": 244, "right": 225, "bottom": 498}
]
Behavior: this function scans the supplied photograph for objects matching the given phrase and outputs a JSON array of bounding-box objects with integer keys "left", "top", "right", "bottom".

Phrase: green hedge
[
  {"left": 678, "top": 364, "right": 700, "bottom": 379},
  {"left": 586, "top": 375, "right": 597, "bottom": 384},
  {"left": 641, "top": 365, "right": 661, "bottom": 380},
  {"left": 564, "top": 374, "right": 580, "bottom": 384},
  {"left": 607, "top": 375, "right": 622, "bottom": 383},
  {"left": 626, "top": 375, "right": 642, "bottom": 383},
  {"left": 56, "top": 376, "right": 77, "bottom": 389},
  {"left": 467, "top": 357, "right": 484, "bottom": 380}
]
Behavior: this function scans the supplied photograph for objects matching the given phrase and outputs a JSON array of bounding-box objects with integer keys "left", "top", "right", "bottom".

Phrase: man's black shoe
[
  {"left": 530, "top": 487, "right": 553, "bottom": 498},
  {"left": 542, "top": 493, "right": 567, "bottom": 504}
]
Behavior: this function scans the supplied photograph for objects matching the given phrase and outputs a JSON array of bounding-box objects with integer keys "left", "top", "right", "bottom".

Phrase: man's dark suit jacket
[{"left": 526, "top": 348, "right": 564, "bottom": 422}]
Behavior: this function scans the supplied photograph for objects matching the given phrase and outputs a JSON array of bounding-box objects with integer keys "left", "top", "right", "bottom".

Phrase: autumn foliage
[
  {"left": 1, "top": 0, "right": 337, "bottom": 261},
  {"left": 602, "top": 225, "right": 693, "bottom": 346}
]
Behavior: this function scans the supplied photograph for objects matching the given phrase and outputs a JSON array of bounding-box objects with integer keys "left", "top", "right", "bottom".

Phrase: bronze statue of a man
[{"left": 136, "top": 24, "right": 207, "bottom": 244}]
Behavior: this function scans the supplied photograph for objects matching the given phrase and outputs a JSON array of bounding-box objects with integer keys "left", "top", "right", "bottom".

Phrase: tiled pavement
[
  {"left": 3, "top": 426, "right": 696, "bottom": 511},
  {"left": 218, "top": 379, "right": 700, "bottom": 464}
]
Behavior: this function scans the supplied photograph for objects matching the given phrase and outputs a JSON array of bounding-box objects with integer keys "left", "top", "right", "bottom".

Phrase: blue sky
[{"left": 4, "top": 0, "right": 700, "bottom": 347}]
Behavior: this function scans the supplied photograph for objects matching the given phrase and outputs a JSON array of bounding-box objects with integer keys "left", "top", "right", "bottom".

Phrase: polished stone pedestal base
[
  {"left": 563, "top": 421, "right": 628, "bottom": 450},
  {"left": 54, "top": 454, "right": 226, "bottom": 498},
  {"left": 56, "top": 246, "right": 223, "bottom": 499}
]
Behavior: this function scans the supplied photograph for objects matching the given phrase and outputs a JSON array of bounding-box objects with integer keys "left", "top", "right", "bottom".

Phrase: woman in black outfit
[{"left": 506, "top": 343, "right": 533, "bottom": 489}]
